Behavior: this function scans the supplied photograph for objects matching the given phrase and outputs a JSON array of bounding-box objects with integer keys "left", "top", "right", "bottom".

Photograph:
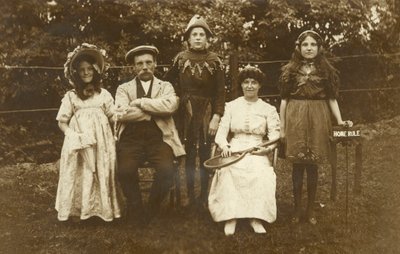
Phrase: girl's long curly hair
[
  {"left": 70, "top": 54, "right": 102, "bottom": 100},
  {"left": 280, "top": 30, "right": 339, "bottom": 96}
]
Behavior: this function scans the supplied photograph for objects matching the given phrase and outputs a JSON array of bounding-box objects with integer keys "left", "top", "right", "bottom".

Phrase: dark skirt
[
  {"left": 176, "top": 95, "right": 212, "bottom": 144},
  {"left": 284, "top": 99, "right": 332, "bottom": 164}
]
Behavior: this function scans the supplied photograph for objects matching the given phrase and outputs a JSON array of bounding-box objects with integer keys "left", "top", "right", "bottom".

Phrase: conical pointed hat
[{"left": 184, "top": 14, "right": 213, "bottom": 39}]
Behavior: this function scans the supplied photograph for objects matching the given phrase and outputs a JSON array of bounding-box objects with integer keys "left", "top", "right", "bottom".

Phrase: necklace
[{"left": 301, "top": 62, "right": 315, "bottom": 76}]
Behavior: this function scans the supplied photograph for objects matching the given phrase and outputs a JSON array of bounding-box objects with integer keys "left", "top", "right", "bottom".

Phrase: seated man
[{"left": 115, "top": 45, "right": 185, "bottom": 225}]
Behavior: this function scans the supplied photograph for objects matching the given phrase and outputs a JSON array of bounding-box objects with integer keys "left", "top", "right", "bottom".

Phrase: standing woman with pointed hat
[
  {"left": 279, "top": 30, "right": 352, "bottom": 224},
  {"left": 55, "top": 43, "right": 121, "bottom": 222},
  {"left": 164, "top": 15, "right": 226, "bottom": 208}
]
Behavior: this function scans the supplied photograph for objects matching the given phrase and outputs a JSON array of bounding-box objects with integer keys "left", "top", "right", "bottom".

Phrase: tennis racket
[{"left": 203, "top": 138, "right": 280, "bottom": 171}]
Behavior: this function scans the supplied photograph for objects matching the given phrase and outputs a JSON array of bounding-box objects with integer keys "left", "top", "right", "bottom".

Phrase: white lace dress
[
  {"left": 55, "top": 89, "right": 121, "bottom": 221},
  {"left": 208, "top": 97, "right": 280, "bottom": 222}
]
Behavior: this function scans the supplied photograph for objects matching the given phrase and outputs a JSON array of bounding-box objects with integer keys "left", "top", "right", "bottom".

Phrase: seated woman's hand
[
  {"left": 220, "top": 145, "right": 232, "bottom": 158},
  {"left": 251, "top": 146, "right": 272, "bottom": 156}
]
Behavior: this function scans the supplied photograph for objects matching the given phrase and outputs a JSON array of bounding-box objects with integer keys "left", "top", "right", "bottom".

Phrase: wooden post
[
  {"left": 354, "top": 142, "right": 362, "bottom": 194},
  {"left": 330, "top": 143, "right": 338, "bottom": 201},
  {"left": 228, "top": 53, "right": 239, "bottom": 101}
]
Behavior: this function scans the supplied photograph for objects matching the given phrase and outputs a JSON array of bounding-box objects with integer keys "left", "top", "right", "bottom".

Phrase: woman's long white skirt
[{"left": 208, "top": 152, "right": 277, "bottom": 223}]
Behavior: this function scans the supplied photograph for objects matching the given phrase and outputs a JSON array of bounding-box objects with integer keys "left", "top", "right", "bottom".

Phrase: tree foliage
[
  {"left": 0, "top": 0, "right": 399, "bottom": 121},
  {"left": 1, "top": 0, "right": 397, "bottom": 64}
]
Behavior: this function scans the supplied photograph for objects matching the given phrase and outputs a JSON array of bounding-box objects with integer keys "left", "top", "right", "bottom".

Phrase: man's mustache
[{"left": 139, "top": 70, "right": 153, "bottom": 75}]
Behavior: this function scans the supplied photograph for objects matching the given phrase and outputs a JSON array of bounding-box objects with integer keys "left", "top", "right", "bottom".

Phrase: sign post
[{"left": 331, "top": 125, "right": 362, "bottom": 227}]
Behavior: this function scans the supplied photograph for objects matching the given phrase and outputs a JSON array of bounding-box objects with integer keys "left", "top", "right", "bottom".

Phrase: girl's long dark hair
[
  {"left": 280, "top": 31, "right": 339, "bottom": 98},
  {"left": 70, "top": 54, "right": 102, "bottom": 100}
]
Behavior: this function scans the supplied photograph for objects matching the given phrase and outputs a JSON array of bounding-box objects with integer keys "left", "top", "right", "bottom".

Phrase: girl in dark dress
[{"left": 279, "top": 30, "right": 352, "bottom": 224}]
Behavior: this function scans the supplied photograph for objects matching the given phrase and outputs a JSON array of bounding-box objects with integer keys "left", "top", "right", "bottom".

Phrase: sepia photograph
[{"left": 0, "top": 0, "right": 399, "bottom": 253}]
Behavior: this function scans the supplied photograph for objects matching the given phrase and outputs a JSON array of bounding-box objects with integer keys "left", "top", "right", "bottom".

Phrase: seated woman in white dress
[{"left": 208, "top": 65, "right": 280, "bottom": 236}]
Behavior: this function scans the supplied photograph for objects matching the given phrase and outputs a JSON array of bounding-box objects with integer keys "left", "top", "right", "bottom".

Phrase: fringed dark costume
[{"left": 165, "top": 49, "right": 225, "bottom": 205}]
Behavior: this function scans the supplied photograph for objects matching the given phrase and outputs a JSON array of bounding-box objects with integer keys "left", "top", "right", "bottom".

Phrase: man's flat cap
[{"left": 125, "top": 45, "right": 159, "bottom": 63}]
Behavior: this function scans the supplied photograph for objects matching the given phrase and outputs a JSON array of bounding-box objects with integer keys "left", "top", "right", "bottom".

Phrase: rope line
[
  {"left": 259, "top": 87, "right": 400, "bottom": 99},
  {"left": 1, "top": 52, "right": 399, "bottom": 69},
  {"left": 0, "top": 64, "right": 170, "bottom": 70},
  {"left": 0, "top": 108, "right": 59, "bottom": 114},
  {"left": 1, "top": 87, "right": 399, "bottom": 115},
  {"left": 240, "top": 52, "right": 400, "bottom": 64}
]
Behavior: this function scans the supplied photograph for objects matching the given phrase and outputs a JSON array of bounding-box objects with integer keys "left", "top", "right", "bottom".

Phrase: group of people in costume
[{"left": 55, "top": 15, "right": 352, "bottom": 236}]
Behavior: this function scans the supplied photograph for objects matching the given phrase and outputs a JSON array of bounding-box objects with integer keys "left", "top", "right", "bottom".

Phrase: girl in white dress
[
  {"left": 55, "top": 43, "right": 121, "bottom": 222},
  {"left": 208, "top": 65, "right": 280, "bottom": 235}
]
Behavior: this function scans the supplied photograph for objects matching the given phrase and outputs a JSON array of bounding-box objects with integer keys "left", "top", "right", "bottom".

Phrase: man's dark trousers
[{"left": 117, "top": 120, "right": 174, "bottom": 220}]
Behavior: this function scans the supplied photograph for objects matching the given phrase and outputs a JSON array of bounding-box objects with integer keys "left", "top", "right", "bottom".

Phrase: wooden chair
[{"left": 138, "top": 159, "right": 181, "bottom": 208}]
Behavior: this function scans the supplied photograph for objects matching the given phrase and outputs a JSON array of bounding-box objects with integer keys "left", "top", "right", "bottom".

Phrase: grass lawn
[{"left": 1, "top": 120, "right": 400, "bottom": 253}]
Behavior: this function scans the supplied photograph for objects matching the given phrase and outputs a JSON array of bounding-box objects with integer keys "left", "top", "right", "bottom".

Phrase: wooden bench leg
[
  {"left": 175, "top": 167, "right": 181, "bottom": 207},
  {"left": 169, "top": 161, "right": 181, "bottom": 208}
]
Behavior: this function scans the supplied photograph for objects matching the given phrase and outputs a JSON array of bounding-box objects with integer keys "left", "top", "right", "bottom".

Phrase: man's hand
[
  {"left": 115, "top": 105, "right": 150, "bottom": 122},
  {"left": 208, "top": 114, "right": 220, "bottom": 136},
  {"left": 129, "top": 99, "right": 142, "bottom": 107},
  {"left": 113, "top": 106, "right": 128, "bottom": 122}
]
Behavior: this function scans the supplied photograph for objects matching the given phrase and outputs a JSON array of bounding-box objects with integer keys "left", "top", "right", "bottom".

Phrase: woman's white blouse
[{"left": 215, "top": 97, "right": 280, "bottom": 150}]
